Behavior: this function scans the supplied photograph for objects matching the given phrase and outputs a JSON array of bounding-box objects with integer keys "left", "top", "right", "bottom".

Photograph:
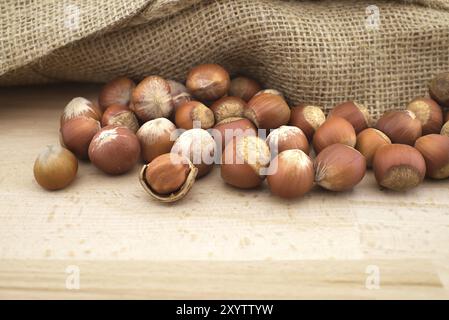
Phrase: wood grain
[{"left": 0, "top": 84, "right": 448, "bottom": 299}]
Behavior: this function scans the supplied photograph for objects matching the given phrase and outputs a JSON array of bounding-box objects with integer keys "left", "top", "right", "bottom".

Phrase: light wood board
[{"left": 0, "top": 84, "right": 448, "bottom": 299}]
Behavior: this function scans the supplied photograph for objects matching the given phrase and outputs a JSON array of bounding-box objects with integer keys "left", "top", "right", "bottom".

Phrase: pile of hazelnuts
[{"left": 33, "top": 65, "right": 449, "bottom": 202}]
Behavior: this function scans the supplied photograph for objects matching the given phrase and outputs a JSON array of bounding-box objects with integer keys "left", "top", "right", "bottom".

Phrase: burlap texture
[{"left": 1, "top": 0, "right": 449, "bottom": 119}]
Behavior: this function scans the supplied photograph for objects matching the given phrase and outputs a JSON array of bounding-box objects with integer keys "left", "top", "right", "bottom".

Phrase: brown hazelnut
[
  {"left": 175, "top": 100, "right": 215, "bottom": 130},
  {"left": 136, "top": 118, "right": 177, "bottom": 163},
  {"left": 328, "top": 101, "right": 371, "bottom": 133},
  {"left": 267, "top": 149, "right": 314, "bottom": 198},
  {"left": 60, "top": 116, "right": 101, "bottom": 159},
  {"left": 375, "top": 110, "right": 422, "bottom": 145},
  {"left": 186, "top": 64, "right": 230, "bottom": 101},
  {"left": 289, "top": 104, "right": 326, "bottom": 141},
  {"left": 373, "top": 144, "right": 426, "bottom": 191},
  {"left": 171, "top": 128, "right": 216, "bottom": 178},
  {"left": 406, "top": 97, "right": 443, "bottom": 135},
  {"left": 33, "top": 145, "right": 78, "bottom": 190},
  {"left": 98, "top": 77, "right": 135, "bottom": 111},
  {"left": 221, "top": 136, "right": 270, "bottom": 189},
  {"left": 314, "top": 144, "right": 366, "bottom": 191},
  {"left": 266, "top": 125, "right": 309, "bottom": 155},
  {"left": 441, "top": 120, "right": 449, "bottom": 137},
  {"left": 213, "top": 117, "right": 257, "bottom": 150},
  {"left": 210, "top": 96, "right": 246, "bottom": 123},
  {"left": 131, "top": 76, "right": 173, "bottom": 122},
  {"left": 88, "top": 125, "right": 141, "bottom": 175},
  {"left": 429, "top": 72, "right": 449, "bottom": 108},
  {"left": 228, "top": 77, "right": 262, "bottom": 102},
  {"left": 312, "top": 117, "right": 356, "bottom": 154},
  {"left": 167, "top": 80, "right": 192, "bottom": 111},
  {"left": 244, "top": 93, "right": 291, "bottom": 129},
  {"left": 355, "top": 128, "right": 391, "bottom": 167},
  {"left": 60, "top": 97, "right": 102, "bottom": 126},
  {"left": 415, "top": 134, "right": 449, "bottom": 179},
  {"left": 139, "top": 153, "right": 198, "bottom": 203},
  {"left": 101, "top": 104, "right": 139, "bottom": 133}
]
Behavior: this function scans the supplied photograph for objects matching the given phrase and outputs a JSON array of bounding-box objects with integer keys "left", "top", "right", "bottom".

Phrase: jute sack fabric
[{"left": 1, "top": 0, "right": 449, "bottom": 119}]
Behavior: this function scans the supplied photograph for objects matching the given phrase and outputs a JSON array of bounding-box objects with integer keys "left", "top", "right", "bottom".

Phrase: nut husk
[{"left": 139, "top": 154, "right": 198, "bottom": 203}]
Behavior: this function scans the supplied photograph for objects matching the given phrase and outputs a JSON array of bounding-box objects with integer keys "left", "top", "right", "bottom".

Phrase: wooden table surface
[{"left": 0, "top": 84, "right": 448, "bottom": 299}]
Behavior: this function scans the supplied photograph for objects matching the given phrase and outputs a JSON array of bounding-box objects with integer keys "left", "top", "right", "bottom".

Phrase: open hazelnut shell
[{"left": 139, "top": 158, "right": 198, "bottom": 203}]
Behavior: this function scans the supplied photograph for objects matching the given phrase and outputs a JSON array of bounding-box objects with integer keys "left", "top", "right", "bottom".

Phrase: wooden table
[{"left": 0, "top": 84, "right": 448, "bottom": 299}]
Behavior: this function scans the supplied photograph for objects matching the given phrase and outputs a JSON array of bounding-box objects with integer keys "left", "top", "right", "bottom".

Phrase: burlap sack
[{"left": 1, "top": 0, "right": 449, "bottom": 119}]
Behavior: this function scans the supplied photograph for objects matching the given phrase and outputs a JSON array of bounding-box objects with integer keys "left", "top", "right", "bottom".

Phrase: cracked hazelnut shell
[{"left": 139, "top": 153, "right": 198, "bottom": 203}]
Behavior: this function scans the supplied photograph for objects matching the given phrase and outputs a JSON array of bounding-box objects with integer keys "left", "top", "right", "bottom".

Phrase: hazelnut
[
  {"left": 415, "top": 134, "right": 449, "bottom": 179},
  {"left": 171, "top": 128, "right": 216, "bottom": 178},
  {"left": 88, "top": 125, "right": 141, "bottom": 175},
  {"left": 228, "top": 77, "right": 261, "bottom": 102},
  {"left": 266, "top": 125, "right": 309, "bottom": 155},
  {"left": 213, "top": 117, "right": 257, "bottom": 150},
  {"left": 139, "top": 153, "right": 198, "bottom": 203},
  {"left": 373, "top": 144, "right": 426, "bottom": 191},
  {"left": 136, "top": 118, "right": 177, "bottom": 163},
  {"left": 101, "top": 104, "right": 139, "bottom": 133},
  {"left": 210, "top": 96, "right": 246, "bottom": 123},
  {"left": 167, "top": 80, "right": 192, "bottom": 111},
  {"left": 375, "top": 110, "right": 422, "bottom": 145},
  {"left": 314, "top": 144, "right": 366, "bottom": 191},
  {"left": 355, "top": 128, "right": 391, "bottom": 167},
  {"left": 221, "top": 136, "right": 271, "bottom": 189},
  {"left": 267, "top": 149, "right": 314, "bottom": 198},
  {"left": 429, "top": 72, "right": 449, "bottom": 108},
  {"left": 186, "top": 64, "right": 230, "bottom": 101},
  {"left": 289, "top": 104, "right": 325, "bottom": 141},
  {"left": 98, "top": 76, "right": 135, "bottom": 111},
  {"left": 312, "top": 117, "right": 356, "bottom": 154},
  {"left": 131, "top": 76, "right": 173, "bottom": 122},
  {"left": 60, "top": 116, "right": 101, "bottom": 159},
  {"left": 406, "top": 97, "right": 443, "bottom": 135},
  {"left": 254, "top": 89, "right": 283, "bottom": 98},
  {"left": 33, "top": 145, "right": 78, "bottom": 190},
  {"left": 441, "top": 120, "right": 449, "bottom": 137},
  {"left": 244, "top": 93, "right": 291, "bottom": 129},
  {"left": 175, "top": 100, "right": 215, "bottom": 130},
  {"left": 60, "top": 97, "right": 102, "bottom": 126},
  {"left": 327, "top": 101, "right": 371, "bottom": 133}
]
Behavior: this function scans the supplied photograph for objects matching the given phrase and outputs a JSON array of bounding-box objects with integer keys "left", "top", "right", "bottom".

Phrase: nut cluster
[{"left": 34, "top": 67, "right": 449, "bottom": 202}]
